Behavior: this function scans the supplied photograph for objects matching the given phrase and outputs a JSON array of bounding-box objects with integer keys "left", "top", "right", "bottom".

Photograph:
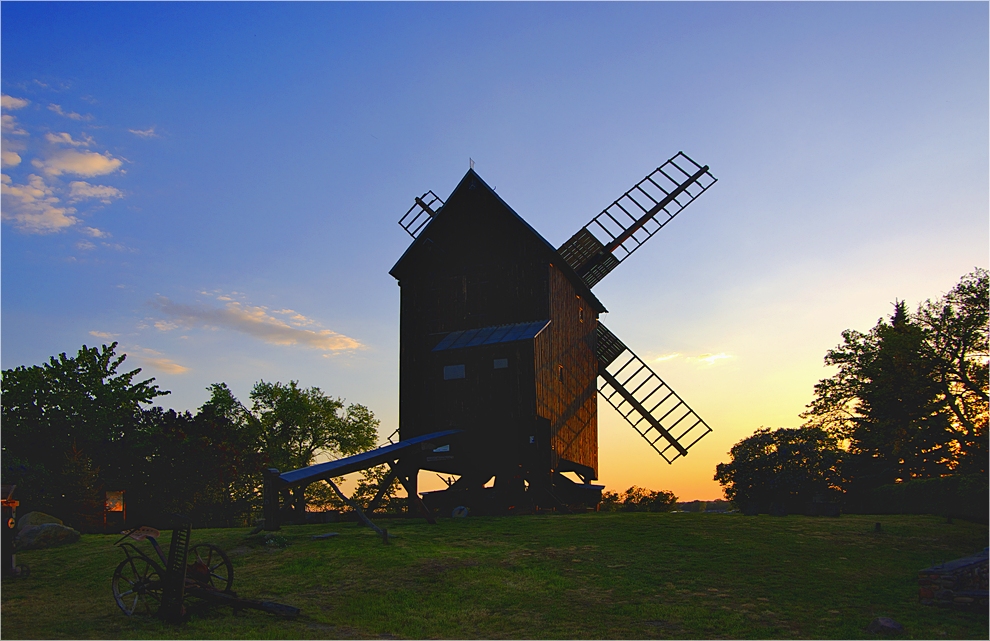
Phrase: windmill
[{"left": 388, "top": 152, "right": 718, "bottom": 514}]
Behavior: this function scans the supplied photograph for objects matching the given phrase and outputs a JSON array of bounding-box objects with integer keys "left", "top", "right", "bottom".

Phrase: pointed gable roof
[{"left": 390, "top": 168, "right": 606, "bottom": 313}]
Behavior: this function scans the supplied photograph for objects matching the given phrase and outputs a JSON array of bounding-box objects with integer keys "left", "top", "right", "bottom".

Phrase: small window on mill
[
  {"left": 493, "top": 358, "right": 508, "bottom": 369},
  {"left": 557, "top": 365, "right": 564, "bottom": 382},
  {"left": 579, "top": 307, "right": 584, "bottom": 322},
  {"left": 443, "top": 364, "right": 466, "bottom": 380}
]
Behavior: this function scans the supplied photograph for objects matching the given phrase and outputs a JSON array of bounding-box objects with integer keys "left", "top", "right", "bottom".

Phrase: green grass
[{"left": 1, "top": 513, "right": 986, "bottom": 639}]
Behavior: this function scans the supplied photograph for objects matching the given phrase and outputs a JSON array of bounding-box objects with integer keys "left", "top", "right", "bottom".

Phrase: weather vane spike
[{"left": 469, "top": 157, "right": 475, "bottom": 169}]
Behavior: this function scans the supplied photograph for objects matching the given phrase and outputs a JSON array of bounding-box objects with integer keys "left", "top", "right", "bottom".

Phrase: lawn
[{"left": 1, "top": 512, "right": 986, "bottom": 639}]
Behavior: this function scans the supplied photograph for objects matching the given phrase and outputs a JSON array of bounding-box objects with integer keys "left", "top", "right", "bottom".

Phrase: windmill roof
[
  {"left": 431, "top": 319, "right": 551, "bottom": 352},
  {"left": 389, "top": 168, "right": 607, "bottom": 313}
]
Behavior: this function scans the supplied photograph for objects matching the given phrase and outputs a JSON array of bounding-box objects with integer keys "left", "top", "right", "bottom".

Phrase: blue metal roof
[
  {"left": 432, "top": 319, "right": 551, "bottom": 352},
  {"left": 276, "top": 429, "right": 462, "bottom": 488}
]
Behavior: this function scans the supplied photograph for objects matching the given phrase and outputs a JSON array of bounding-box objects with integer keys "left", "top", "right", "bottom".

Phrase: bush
[
  {"left": 600, "top": 486, "right": 677, "bottom": 512},
  {"left": 845, "top": 474, "right": 988, "bottom": 522}
]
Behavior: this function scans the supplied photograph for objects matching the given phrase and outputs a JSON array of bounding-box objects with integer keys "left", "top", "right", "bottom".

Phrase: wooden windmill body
[{"left": 390, "top": 153, "right": 717, "bottom": 513}]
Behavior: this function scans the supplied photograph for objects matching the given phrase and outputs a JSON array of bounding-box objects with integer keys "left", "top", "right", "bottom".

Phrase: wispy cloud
[
  {"left": 69, "top": 180, "right": 123, "bottom": 203},
  {"left": 692, "top": 352, "right": 732, "bottom": 365},
  {"left": 1, "top": 173, "right": 78, "bottom": 233},
  {"left": 76, "top": 239, "right": 96, "bottom": 250},
  {"left": 128, "top": 126, "right": 159, "bottom": 138},
  {"left": 150, "top": 296, "right": 363, "bottom": 352},
  {"left": 652, "top": 353, "right": 681, "bottom": 363},
  {"left": 130, "top": 346, "right": 189, "bottom": 375},
  {"left": 82, "top": 226, "right": 109, "bottom": 238},
  {"left": 1, "top": 114, "right": 28, "bottom": 136},
  {"left": 1, "top": 95, "right": 29, "bottom": 110},
  {"left": 46, "top": 131, "right": 93, "bottom": 147},
  {"left": 89, "top": 330, "right": 116, "bottom": 340},
  {"left": 32, "top": 149, "right": 122, "bottom": 177},
  {"left": 48, "top": 103, "right": 91, "bottom": 121}
]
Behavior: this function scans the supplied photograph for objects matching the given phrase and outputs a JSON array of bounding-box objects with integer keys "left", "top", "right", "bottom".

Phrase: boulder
[
  {"left": 15, "top": 511, "right": 62, "bottom": 534},
  {"left": 15, "top": 523, "right": 80, "bottom": 551}
]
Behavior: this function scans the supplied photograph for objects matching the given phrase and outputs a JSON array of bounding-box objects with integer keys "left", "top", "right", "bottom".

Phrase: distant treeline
[
  {"left": 1, "top": 347, "right": 382, "bottom": 531},
  {"left": 715, "top": 268, "right": 988, "bottom": 520}
]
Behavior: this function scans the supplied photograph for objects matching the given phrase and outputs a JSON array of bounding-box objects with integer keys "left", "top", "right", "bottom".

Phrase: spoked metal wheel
[
  {"left": 112, "top": 556, "right": 163, "bottom": 616},
  {"left": 188, "top": 543, "right": 234, "bottom": 593}
]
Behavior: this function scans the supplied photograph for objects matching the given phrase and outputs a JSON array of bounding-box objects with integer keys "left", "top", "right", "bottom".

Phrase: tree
[
  {"left": 802, "top": 269, "right": 989, "bottom": 485},
  {"left": 248, "top": 380, "right": 378, "bottom": 518},
  {"left": 598, "top": 486, "right": 677, "bottom": 512},
  {"left": 714, "top": 427, "right": 843, "bottom": 513},
  {"left": 1, "top": 343, "right": 167, "bottom": 520},
  {"left": 916, "top": 268, "right": 989, "bottom": 474}
]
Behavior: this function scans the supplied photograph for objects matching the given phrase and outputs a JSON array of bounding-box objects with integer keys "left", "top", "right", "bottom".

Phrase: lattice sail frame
[
  {"left": 559, "top": 152, "right": 717, "bottom": 288},
  {"left": 398, "top": 191, "right": 445, "bottom": 239},
  {"left": 596, "top": 323, "right": 712, "bottom": 464}
]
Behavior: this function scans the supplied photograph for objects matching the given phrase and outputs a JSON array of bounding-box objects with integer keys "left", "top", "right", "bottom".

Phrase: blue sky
[{"left": 2, "top": 2, "right": 987, "bottom": 500}]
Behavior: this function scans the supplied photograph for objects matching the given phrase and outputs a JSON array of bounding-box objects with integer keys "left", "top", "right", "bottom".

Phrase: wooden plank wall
[{"left": 535, "top": 264, "right": 599, "bottom": 475}]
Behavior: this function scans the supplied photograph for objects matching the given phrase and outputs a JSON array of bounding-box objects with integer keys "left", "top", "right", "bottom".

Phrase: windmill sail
[
  {"left": 596, "top": 323, "right": 712, "bottom": 464},
  {"left": 398, "top": 190, "right": 444, "bottom": 239},
  {"left": 559, "top": 152, "right": 716, "bottom": 288}
]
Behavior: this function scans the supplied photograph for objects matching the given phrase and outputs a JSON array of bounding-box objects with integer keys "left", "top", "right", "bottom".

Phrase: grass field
[{"left": 1, "top": 512, "right": 986, "bottom": 639}]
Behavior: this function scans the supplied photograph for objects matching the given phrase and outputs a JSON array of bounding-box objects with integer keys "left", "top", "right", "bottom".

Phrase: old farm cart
[{"left": 112, "top": 519, "right": 299, "bottom": 621}]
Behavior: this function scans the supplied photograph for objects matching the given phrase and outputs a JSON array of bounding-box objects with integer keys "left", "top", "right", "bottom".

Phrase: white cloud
[
  {"left": 89, "top": 330, "right": 116, "bottom": 340},
  {"left": 144, "top": 357, "right": 190, "bottom": 374},
  {"left": 83, "top": 226, "right": 109, "bottom": 238},
  {"left": 46, "top": 132, "right": 93, "bottom": 147},
  {"left": 129, "top": 346, "right": 189, "bottom": 374},
  {"left": 1, "top": 114, "right": 27, "bottom": 136},
  {"left": 128, "top": 126, "right": 159, "bottom": 138},
  {"left": 76, "top": 240, "right": 96, "bottom": 250},
  {"left": 1, "top": 95, "right": 29, "bottom": 110},
  {"left": 48, "top": 104, "right": 90, "bottom": 121},
  {"left": 69, "top": 180, "right": 123, "bottom": 203},
  {"left": 33, "top": 149, "right": 122, "bottom": 177},
  {"left": 101, "top": 241, "right": 137, "bottom": 253},
  {"left": 692, "top": 352, "right": 733, "bottom": 365},
  {"left": 1, "top": 173, "right": 78, "bottom": 233},
  {"left": 151, "top": 296, "right": 364, "bottom": 352},
  {"left": 1, "top": 149, "right": 21, "bottom": 167},
  {"left": 652, "top": 353, "right": 680, "bottom": 363}
]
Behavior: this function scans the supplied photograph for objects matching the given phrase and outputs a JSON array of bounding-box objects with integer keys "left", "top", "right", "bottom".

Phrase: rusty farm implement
[{"left": 111, "top": 517, "right": 298, "bottom": 622}]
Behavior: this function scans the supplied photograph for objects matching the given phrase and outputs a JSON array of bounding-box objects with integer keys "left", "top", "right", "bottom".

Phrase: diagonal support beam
[
  {"left": 388, "top": 462, "right": 436, "bottom": 525},
  {"left": 324, "top": 477, "right": 388, "bottom": 541},
  {"left": 366, "top": 466, "right": 400, "bottom": 514}
]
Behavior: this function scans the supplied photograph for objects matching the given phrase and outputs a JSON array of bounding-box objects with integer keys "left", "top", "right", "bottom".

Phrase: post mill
[{"left": 263, "top": 152, "right": 717, "bottom": 526}]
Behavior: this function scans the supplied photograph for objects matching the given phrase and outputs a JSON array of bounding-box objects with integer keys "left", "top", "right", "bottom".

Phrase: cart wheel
[
  {"left": 112, "top": 557, "right": 163, "bottom": 616},
  {"left": 189, "top": 543, "right": 234, "bottom": 593}
]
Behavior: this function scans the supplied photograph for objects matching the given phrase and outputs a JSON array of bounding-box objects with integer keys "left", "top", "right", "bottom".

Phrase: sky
[{"left": 2, "top": 2, "right": 987, "bottom": 501}]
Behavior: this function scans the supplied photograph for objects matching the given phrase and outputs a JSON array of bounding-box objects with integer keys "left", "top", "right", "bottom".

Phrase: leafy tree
[
  {"left": 916, "top": 268, "right": 989, "bottom": 474},
  {"left": 803, "top": 269, "right": 988, "bottom": 485},
  {"left": 599, "top": 486, "right": 677, "bottom": 512},
  {"left": 248, "top": 380, "right": 379, "bottom": 518},
  {"left": 714, "top": 427, "right": 843, "bottom": 513},
  {"left": 123, "top": 398, "right": 265, "bottom": 527},
  {"left": 1, "top": 343, "right": 167, "bottom": 519}
]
